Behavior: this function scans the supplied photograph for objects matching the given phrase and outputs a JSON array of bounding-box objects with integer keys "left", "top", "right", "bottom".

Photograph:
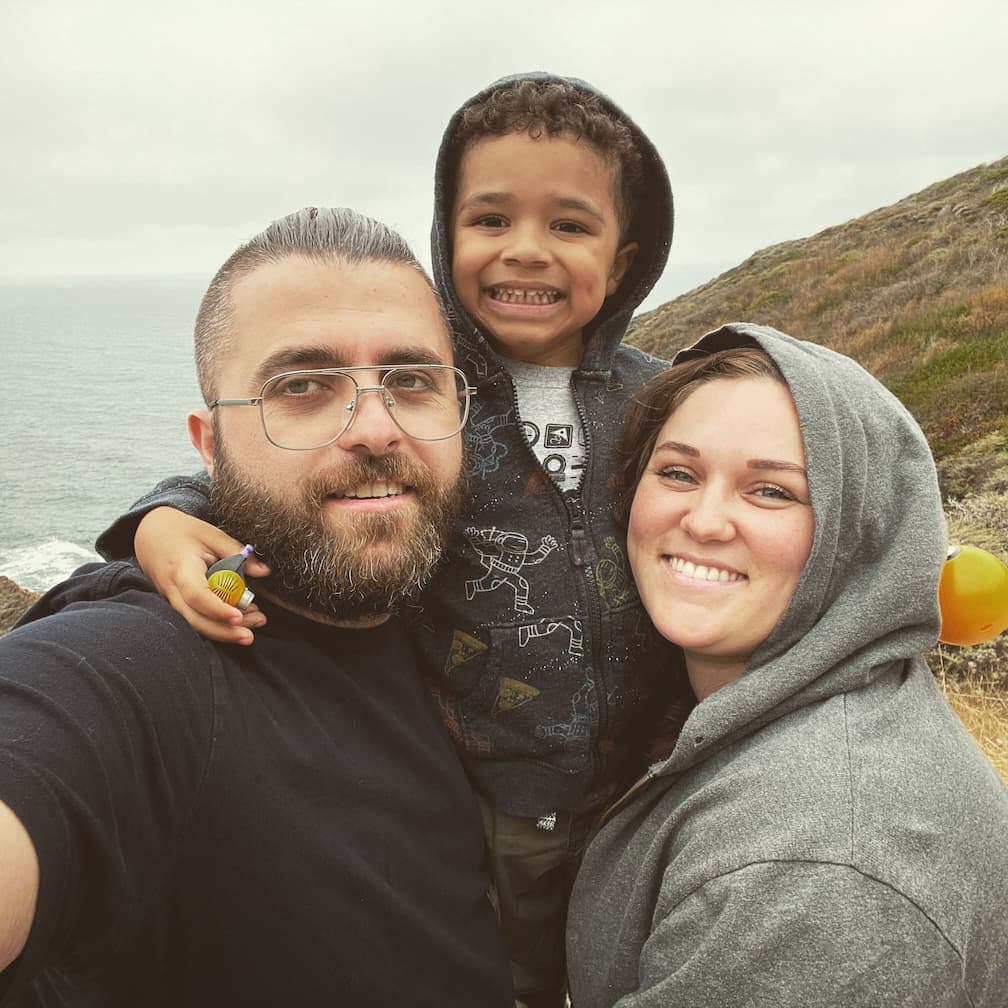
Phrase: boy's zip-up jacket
[{"left": 416, "top": 73, "right": 679, "bottom": 816}]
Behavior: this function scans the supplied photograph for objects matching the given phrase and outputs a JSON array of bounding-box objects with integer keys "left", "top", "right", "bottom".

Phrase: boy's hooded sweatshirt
[
  {"left": 414, "top": 72, "right": 679, "bottom": 814},
  {"left": 95, "top": 72, "right": 679, "bottom": 818},
  {"left": 566, "top": 325, "right": 1008, "bottom": 1007}
]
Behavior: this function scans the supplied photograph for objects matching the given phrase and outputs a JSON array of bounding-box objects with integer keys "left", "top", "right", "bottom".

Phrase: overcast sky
[{"left": 2, "top": 0, "right": 1006, "bottom": 310}]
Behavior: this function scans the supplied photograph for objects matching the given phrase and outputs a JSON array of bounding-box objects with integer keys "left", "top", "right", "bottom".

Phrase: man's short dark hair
[{"left": 194, "top": 207, "right": 442, "bottom": 404}]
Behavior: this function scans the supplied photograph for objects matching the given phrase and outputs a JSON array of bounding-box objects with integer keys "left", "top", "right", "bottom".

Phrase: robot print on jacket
[{"left": 465, "top": 526, "right": 559, "bottom": 615}]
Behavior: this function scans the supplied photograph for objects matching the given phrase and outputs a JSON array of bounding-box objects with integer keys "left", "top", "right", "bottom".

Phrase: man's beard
[{"left": 210, "top": 447, "right": 465, "bottom": 622}]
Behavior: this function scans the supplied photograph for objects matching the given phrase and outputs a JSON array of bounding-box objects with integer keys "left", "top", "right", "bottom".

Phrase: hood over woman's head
[{"left": 619, "top": 323, "right": 946, "bottom": 706}]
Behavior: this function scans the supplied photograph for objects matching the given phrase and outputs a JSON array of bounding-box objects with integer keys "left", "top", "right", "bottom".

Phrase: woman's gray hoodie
[{"left": 566, "top": 324, "right": 1008, "bottom": 1007}]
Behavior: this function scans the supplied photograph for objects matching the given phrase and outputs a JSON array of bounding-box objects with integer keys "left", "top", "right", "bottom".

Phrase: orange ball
[{"left": 938, "top": 545, "right": 1008, "bottom": 647}]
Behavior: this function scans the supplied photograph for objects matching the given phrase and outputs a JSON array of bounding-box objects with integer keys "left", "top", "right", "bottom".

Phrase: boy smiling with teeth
[
  {"left": 96, "top": 72, "right": 678, "bottom": 1008},
  {"left": 449, "top": 124, "right": 640, "bottom": 369}
]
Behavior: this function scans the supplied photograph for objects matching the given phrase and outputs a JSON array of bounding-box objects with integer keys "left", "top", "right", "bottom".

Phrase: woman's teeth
[{"left": 668, "top": 557, "right": 744, "bottom": 583}]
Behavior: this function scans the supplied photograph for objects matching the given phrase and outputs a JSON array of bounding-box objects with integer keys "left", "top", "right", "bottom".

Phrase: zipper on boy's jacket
[
  {"left": 567, "top": 380, "right": 608, "bottom": 747},
  {"left": 563, "top": 489, "right": 609, "bottom": 769},
  {"left": 570, "top": 519, "right": 591, "bottom": 567}
]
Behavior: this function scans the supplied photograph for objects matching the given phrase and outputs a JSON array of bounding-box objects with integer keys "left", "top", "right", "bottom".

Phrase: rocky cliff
[{"left": 0, "top": 577, "right": 40, "bottom": 636}]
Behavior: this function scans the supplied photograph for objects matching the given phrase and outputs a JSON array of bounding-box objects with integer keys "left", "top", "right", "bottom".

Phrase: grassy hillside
[
  {"left": 630, "top": 155, "right": 1008, "bottom": 489},
  {"left": 629, "top": 154, "right": 1008, "bottom": 688}
]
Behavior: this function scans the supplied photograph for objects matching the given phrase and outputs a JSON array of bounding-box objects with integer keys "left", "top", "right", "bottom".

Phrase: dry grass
[
  {"left": 929, "top": 495, "right": 1008, "bottom": 782},
  {"left": 939, "top": 675, "right": 1008, "bottom": 784}
]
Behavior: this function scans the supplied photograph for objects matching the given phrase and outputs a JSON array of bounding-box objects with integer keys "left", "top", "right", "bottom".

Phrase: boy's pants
[{"left": 477, "top": 787, "right": 616, "bottom": 1008}]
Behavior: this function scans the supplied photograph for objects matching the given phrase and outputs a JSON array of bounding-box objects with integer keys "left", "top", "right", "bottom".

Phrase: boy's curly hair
[{"left": 453, "top": 78, "right": 645, "bottom": 237}]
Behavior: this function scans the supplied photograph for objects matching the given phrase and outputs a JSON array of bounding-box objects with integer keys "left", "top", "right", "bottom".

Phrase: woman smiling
[
  {"left": 624, "top": 349, "right": 813, "bottom": 700},
  {"left": 566, "top": 324, "right": 1008, "bottom": 1007}
]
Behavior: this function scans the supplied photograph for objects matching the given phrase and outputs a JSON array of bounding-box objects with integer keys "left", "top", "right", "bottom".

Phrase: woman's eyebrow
[
  {"left": 654, "top": 441, "right": 807, "bottom": 476},
  {"left": 747, "top": 459, "right": 808, "bottom": 476},
  {"left": 653, "top": 440, "right": 699, "bottom": 457}
]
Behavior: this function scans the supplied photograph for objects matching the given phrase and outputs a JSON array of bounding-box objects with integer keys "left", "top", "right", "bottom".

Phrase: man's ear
[
  {"left": 606, "top": 241, "right": 639, "bottom": 296},
  {"left": 188, "top": 410, "right": 216, "bottom": 477}
]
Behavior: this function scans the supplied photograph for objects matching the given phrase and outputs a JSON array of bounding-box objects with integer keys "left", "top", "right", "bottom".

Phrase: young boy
[{"left": 97, "top": 73, "right": 680, "bottom": 1008}]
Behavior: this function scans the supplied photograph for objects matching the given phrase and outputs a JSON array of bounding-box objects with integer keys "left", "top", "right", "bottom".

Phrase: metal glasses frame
[{"left": 209, "top": 364, "right": 476, "bottom": 449}]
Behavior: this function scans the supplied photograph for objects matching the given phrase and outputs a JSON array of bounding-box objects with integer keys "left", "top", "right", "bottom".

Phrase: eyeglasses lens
[{"left": 260, "top": 367, "right": 468, "bottom": 448}]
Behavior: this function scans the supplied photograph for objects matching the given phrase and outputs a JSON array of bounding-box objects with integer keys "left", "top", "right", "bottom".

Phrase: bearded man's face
[{"left": 192, "top": 256, "right": 468, "bottom": 621}]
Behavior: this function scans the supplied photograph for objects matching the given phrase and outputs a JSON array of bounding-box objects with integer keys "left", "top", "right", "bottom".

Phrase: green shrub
[{"left": 983, "top": 188, "right": 1008, "bottom": 211}]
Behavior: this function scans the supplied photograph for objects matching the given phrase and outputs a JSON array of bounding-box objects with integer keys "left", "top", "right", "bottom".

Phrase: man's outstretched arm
[{"left": 0, "top": 799, "right": 39, "bottom": 972}]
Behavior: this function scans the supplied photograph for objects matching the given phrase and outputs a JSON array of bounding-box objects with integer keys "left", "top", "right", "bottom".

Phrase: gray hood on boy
[
  {"left": 430, "top": 71, "right": 674, "bottom": 372},
  {"left": 567, "top": 324, "right": 1008, "bottom": 1007}
]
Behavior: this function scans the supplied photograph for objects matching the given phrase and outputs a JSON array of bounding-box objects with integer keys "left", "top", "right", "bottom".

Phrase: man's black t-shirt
[{"left": 0, "top": 562, "right": 511, "bottom": 1006}]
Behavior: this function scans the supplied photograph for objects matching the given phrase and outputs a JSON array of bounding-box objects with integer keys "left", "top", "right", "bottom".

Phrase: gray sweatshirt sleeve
[{"left": 612, "top": 862, "right": 973, "bottom": 1008}]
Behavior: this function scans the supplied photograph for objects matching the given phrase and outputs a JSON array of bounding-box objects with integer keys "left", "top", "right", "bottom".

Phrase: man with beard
[{"left": 0, "top": 208, "right": 513, "bottom": 1007}]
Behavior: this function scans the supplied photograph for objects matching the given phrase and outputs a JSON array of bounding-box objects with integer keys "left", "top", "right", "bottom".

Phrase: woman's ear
[{"left": 188, "top": 410, "right": 216, "bottom": 477}]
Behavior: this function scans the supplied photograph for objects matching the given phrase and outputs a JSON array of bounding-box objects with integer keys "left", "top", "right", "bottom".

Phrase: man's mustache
[{"left": 304, "top": 453, "right": 436, "bottom": 504}]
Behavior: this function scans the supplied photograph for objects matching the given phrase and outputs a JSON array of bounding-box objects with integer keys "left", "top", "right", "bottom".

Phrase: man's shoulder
[
  {"left": 18, "top": 560, "right": 173, "bottom": 622},
  {"left": 5, "top": 560, "right": 212, "bottom": 672}
]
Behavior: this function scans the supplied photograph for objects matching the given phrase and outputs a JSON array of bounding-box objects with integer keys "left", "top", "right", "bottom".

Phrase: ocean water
[{"left": 1, "top": 279, "right": 209, "bottom": 592}]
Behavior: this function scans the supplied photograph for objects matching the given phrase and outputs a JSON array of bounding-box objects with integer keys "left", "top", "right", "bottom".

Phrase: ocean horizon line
[{"left": 0, "top": 274, "right": 206, "bottom": 287}]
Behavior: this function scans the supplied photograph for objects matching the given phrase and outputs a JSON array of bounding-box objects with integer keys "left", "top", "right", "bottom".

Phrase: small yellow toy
[{"left": 206, "top": 544, "right": 256, "bottom": 611}]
